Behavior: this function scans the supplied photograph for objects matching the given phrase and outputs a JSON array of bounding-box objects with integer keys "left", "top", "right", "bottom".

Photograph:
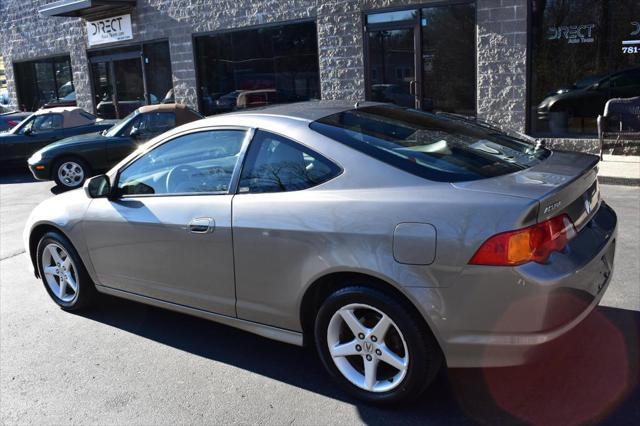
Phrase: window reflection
[
  {"left": 195, "top": 22, "right": 320, "bottom": 116},
  {"left": 421, "top": 4, "right": 475, "bottom": 115},
  {"left": 14, "top": 56, "right": 75, "bottom": 111},
  {"left": 531, "top": 0, "right": 640, "bottom": 136}
]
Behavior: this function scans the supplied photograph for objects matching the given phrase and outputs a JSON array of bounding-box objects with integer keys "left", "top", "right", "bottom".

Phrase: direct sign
[{"left": 87, "top": 14, "right": 133, "bottom": 46}]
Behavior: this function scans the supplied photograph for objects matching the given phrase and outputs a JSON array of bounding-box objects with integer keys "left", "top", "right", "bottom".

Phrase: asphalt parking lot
[{"left": 1, "top": 170, "right": 638, "bottom": 425}]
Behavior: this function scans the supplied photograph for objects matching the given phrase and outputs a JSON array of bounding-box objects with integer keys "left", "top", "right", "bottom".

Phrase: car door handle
[{"left": 188, "top": 217, "right": 215, "bottom": 234}]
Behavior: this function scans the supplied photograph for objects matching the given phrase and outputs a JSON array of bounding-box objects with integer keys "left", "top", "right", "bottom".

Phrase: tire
[
  {"left": 53, "top": 157, "right": 91, "bottom": 190},
  {"left": 314, "top": 286, "right": 443, "bottom": 405},
  {"left": 36, "top": 231, "right": 97, "bottom": 311}
]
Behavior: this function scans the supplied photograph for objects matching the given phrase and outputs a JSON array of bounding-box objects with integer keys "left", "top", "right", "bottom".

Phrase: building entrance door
[
  {"left": 366, "top": 24, "right": 420, "bottom": 109},
  {"left": 91, "top": 53, "right": 146, "bottom": 119},
  {"left": 89, "top": 41, "right": 173, "bottom": 119}
]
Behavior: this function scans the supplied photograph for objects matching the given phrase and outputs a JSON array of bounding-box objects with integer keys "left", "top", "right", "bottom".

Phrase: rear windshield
[{"left": 309, "top": 106, "right": 549, "bottom": 182}]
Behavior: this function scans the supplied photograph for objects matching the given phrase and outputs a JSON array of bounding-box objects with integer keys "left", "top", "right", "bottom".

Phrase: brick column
[
  {"left": 317, "top": 0, "right": 366, "bottom": 101},
  {"left": 169, "top": 34, "right": 199, "bottom": 110},
  {"left": 477, "top": 0, "right": 528, "bottom": 132}
]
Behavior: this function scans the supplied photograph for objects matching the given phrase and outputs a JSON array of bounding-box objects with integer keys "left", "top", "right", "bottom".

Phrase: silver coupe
[{"left": 24, "top": 101, "right": 617, "bottom": 404}]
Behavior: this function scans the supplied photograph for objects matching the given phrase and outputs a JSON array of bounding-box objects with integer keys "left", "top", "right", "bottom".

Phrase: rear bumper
[{"left": 432, "top": 202, "right": 617, "bottom": 368}]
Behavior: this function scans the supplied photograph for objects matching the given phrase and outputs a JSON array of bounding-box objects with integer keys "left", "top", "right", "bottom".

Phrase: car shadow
[
  {"left": 75, "top": 295, "right": 639, "bottom": 424},
  {"left": 0, "top": 168, "right": 37, "bottom": 184}
]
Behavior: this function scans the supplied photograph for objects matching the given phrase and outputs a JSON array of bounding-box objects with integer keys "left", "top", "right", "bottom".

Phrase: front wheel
[
  {"left": 53, "top": 157, "right": 90, "bottom": 189},
  {"left": 36, "top": 231, "right": 97, "bottom": 311},
  {"left": 314, "top": 286, "right": 443, "bottom": 405}
]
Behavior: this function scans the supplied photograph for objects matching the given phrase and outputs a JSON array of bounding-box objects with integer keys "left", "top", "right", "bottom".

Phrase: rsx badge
[{"left": 543, "top": 200, "right": 562, "bottom": 215}]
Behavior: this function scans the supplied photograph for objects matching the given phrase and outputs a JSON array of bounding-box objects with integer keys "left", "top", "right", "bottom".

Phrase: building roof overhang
[{"left": 39, "top": 0, "right": 136, "bottom": 18}]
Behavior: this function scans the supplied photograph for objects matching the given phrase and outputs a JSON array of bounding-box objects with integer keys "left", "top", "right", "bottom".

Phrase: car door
[
  {"left": 231, "top": 130, "right": 342, "bottom": 330},
  {"left": 82, "top": 128, "right": 250, "bottom": 316}
]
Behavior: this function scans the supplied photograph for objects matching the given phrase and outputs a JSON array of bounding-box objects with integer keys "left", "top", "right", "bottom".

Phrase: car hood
[
  {"left": 538, "top": 87, "right": 591, "bottom": 109},
  {"left": 38, "top": 132, "right": 108, "bottom": 154}
]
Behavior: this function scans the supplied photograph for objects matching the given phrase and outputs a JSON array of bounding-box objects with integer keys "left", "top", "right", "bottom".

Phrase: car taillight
[{"left": 469, "top": 214, "right": 577, "bottom": 266}]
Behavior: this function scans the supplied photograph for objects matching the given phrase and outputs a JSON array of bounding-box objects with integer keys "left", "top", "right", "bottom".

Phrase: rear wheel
[
  {"left": 314, "top": 286, "right": 442, "bottom": 404},
  {"left": 36, "top": 231, "right": 97, "bottom": 311},
  {"left": 53, "top": 157, "right": 90, "bottom": 189}
]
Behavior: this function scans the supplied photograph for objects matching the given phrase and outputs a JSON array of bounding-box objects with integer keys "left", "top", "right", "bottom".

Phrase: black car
[
  {"left": 0, "top": 108, "right": 114, "bottom": 169},
  {"left": 28, "top": 104, "right": 203, "bottom": 189},
  {"left": 0, "top": 111, "right": 32, "bottom": 132},
  {"left": 537, "top": 67, "right": 640, "bottom": 132}
]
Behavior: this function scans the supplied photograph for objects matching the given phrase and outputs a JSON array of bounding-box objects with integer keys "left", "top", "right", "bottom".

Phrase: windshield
[
  {"left": 8, "top": 114, "right": 36, "bottom": 135},
  {"left": 105, "top": 111, "right": 138, "bottom": 137},
  {"left": 310, "top": 106, "right": 550, "bottom": 182}
]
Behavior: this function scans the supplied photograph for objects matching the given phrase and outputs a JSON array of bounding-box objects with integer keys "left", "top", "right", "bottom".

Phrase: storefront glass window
[
  {"left": 530, "top": 0, "right": 640, "bottom": 137},
  {"left": 195, "top": 21, "right": 320, "bottom": 116},
  {"left": 365, "top": 2, "right": 476, "bottom": 116},
  {"left": 14, "top": 56, "right": 75, "bottom": 111},
  {"left": 421, "top": 3, "right": 476, "bottom": 115}
]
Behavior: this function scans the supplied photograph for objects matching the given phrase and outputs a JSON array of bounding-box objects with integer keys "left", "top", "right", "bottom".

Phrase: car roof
[
  {"left": 33, "top": 107, "right": 96, "bottom": 128},
  {"left": 138, "top": 103, "right": 189, "bottom": 114},
  {"left": 137, "top": 103, "right": 202, "bottom": 125},
  {"left": 220, "top": 100, "right": 382, "bottom": 122}
]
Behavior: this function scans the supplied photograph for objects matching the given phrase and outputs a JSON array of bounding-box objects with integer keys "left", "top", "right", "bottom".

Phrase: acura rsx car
[{"left": 24, "top": 101, "right": 617, "bottom": 404}]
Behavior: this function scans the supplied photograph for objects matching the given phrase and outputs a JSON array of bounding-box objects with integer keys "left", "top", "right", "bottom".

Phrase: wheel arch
[
  {"left": 299, "top": 271, "right": 444, "bottom": 352},
  {"left": 28, "top": 223, "right": 69, "bottom": 278},
  {"left": 49, "top": 153, "right": 92, "bottom": 180}
]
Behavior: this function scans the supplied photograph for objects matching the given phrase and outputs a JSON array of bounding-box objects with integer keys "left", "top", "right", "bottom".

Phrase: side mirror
[{"left": 84, "top": 174, "right": 111, "bottom": 199}]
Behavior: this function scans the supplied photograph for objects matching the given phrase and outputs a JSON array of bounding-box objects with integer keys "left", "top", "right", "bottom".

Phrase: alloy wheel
[
  {"left": 57, "top": 161, "right": 85, "bottom": 187},
  {"left": 327, "top": 303, "right": 409, "bottom": 393},
  {"left": 41, "top": 243, "right": 79, "bottom": 303}
]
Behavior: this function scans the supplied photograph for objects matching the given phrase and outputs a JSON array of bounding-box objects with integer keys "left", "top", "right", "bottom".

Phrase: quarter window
[
  {"left": 238, "top": 130, "right": 340, "bottom": 194},
  {"left": 117, "top": 130, "right": 246, "bottom": 196}
]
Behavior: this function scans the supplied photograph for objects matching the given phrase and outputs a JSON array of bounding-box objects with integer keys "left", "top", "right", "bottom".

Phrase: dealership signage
[
  {"left": 86, "top": 14, "right": 133, "bottom": 46},
  {"left": 547, "top": 24, "right": 595, "bottom": 44}
]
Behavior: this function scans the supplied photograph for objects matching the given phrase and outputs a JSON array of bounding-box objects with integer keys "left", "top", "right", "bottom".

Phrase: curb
[{"left": 598, "top": 176, "right": 640, "bottom": 186}]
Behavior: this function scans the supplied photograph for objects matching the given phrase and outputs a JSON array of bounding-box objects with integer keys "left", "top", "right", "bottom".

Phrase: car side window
[
  {"left": 117, "top": 130, "right": 246, "bottom": 196},
  {"left": 238, "top": 130, "right": 341, "bottom": 194},
  {"left": 33, "top": 114, "right": 63, "bottom": 132},
  {"left": 147, "top": 112, "right": 176, "bottom": 133}
]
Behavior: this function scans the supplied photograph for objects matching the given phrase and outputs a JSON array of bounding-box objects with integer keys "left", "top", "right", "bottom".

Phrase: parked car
[
  {"left": 24, "top": 101, "right": 616, "bottom": 405},
  {"left": 537, "top": 67, "right": 640, "bottom": 131},
  {"left": 42, "top": 91, "right": 77, "bottom": 109},
  {"left": 0, "top": 103, "right": 20, "bottom": 114},
  {"left": 28, "top": 104, "right": 203, "bottom": 189},
  {"left": 214, "top": 90, "right": 245, "bottom": 113},
  {"left": 96, "top": 94, "right": 159, "bottom": 119},
  {"left": 0, "top": 111, "right": 32, "bottom": 132},
  {"left": 0, "top": 107, "right": 115, "bottom": 169},
  {"left": 235, "top": 89, "right": 278, "bottom": 109}
]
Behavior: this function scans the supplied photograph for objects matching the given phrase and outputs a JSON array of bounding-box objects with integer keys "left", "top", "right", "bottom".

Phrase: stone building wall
[{"left": 0, "top": 0, "right": 529, "bottom": 133}]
